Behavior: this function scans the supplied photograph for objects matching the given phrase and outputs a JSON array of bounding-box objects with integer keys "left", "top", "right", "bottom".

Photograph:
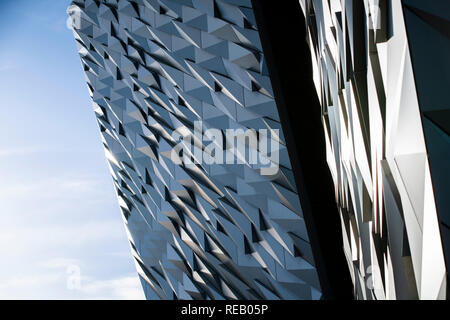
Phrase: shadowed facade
[{"left": 299, "top": 0, "right": 449, "bottom": 299}]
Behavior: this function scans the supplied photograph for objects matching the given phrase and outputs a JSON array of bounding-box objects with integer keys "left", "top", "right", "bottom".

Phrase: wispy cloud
[
  {"left": 0, "top": 175, "right": 108, "bottom": 200},
  {"left": 0, "top": 264, "right": 143, "bottom": 300},
  {"left": 0, "top": 145, "right": 101, "bottom": 158},
  {"left": 0, "top": 220, "right": 127, "bottom": 258},
  {"left": 38, "top": 258, "right": 81, "bottom": 269},
  {"left": 0, "top": 62, "right": 15, "bottom": 72},
  {"left": 38, "top": 258, "right": 144, "bottom": 299},
  {"left": 79, "top": 276, "right": 145, "bottom": 300},
  {"left": 0, "top": 274, "right": 62, "bottom": 291},
  {"left": 0, "top": 146, "right": 44, "bottom": 157}
]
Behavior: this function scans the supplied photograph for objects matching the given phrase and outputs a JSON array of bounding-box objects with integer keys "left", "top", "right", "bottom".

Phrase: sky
[{"left": 0, "top": 0, "right": 144, "bottom": 299}]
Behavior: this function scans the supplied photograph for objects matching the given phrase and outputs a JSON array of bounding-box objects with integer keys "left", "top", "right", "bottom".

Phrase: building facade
[
  {"left": 69, "top": 0, "right": 449, "bottom": 300},
  {"left": 69, "top": 0, "right": 327, "bottom": 300},
  {"left": 299, "top": 0, "right": 449, "bottom": 299}
]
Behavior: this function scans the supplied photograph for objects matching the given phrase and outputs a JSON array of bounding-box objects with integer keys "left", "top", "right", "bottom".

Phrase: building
[
  {"left": 69, "top": 0, "right": 449, "bottom": 300},
  {"left": 68, "top": 0, "right": 346, "bottom": 300},
  {"left": 299, "top": 0, "right": 449, "bottom": 299}
]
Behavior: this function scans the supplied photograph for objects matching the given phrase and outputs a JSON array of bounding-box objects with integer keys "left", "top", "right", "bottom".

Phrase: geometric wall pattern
[
  {"left": 299, "top": 0, "right": 448, "bottom": 299},
  {"left": 69, "top": 0, "right": 322, "bottom": 299}
]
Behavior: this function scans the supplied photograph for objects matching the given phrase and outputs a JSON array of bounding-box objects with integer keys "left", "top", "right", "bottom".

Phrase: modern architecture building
[
  {"left": 299, "top": 0, "right": 449, "bottom": 299},
  {"left": 69, "top": 0, "right": 449, "bottom": 300}
]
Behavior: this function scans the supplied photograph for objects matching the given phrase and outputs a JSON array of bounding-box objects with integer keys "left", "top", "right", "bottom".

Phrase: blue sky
[{"left": 0, "top": 0, "right": 144, "bottom": 299}]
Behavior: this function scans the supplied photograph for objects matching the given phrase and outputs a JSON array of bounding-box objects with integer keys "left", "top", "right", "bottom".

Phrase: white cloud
[
  {"left": 37, "top": 258, "right": 145, "bottom": 300},
  {"left": 0, "top": 265, "right": 144, "bottom": 300},
  {"left": 0, "top": 146, "right": 44, "bottom": 157},
  {"left": 79, "top": 276, "right": 145, "bottom": 300},
  {"left": 0, "top": 176, "right": 104, "bottom": 197},
  {"left": 0, "top": 219, "right": 128, "bottom": 260},
  {"left": 0, "top": 273, "right": 62, "bottom": 291},
  {"left": 0, "top": 170, "right": 142, "bottom": 299},
  {"left": 38, "top": 258, "right": 81, "bottom": 269}
]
